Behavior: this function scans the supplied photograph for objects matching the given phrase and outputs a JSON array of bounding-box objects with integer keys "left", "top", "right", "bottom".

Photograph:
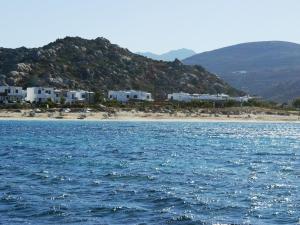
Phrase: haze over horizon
[{"left": 1, "top": 0, "right": 300, "bottom": 54}]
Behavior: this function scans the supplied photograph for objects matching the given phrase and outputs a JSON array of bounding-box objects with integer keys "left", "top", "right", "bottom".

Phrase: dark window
[
  {"left": 72, "top": 94, "right": 75, "bottom": 99},
  {"left": 127, "top": 95, "right": 130, "bottom": 98},
  {"left": 38, "top": 90, "right": 41, "bottom": 94},
  {"left": 109, "top": 95, "right": 112, "bottom": 98},
  {"left": 16, "top": 89, "right": 19, "bottom": 94},
  {"left": 38, "top": 98, "right": 42, "bottom": 102},
  {"left": 134, "top": 95, "right": 138, "bottom": 99},
  {"left": 7, "top": 89, "right": 11, "bottom": 94},
  {"left": 82, "top": 94, "right": 86, "bottom": 98},
  {"left": 56, "top": 94, "right": 59, "bottom": 97},
  {"left": 147, "top": 95, "right": 149, "bottom": 99}
]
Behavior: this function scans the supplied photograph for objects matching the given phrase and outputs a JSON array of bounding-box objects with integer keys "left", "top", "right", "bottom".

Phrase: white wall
[
  {"left": 26, "top": 87, "right": 54, "bottom": 103},
  {"left": 108, "top": 90, "right": 152, "bottom": 102},
  {"left": 168, "top": 92, "right": 250, "bottom": 102},
  {"left": 0, "top": 86, "right": 25, "bottom": 102}
]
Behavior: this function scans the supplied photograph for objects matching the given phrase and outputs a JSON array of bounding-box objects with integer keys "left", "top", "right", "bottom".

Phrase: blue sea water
[{"left": 0, "top": 121, "right": 299, "bottom": 225}]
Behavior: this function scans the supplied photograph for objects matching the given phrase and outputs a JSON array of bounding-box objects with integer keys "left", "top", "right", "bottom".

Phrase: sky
[{"left": 1, "top": 0, "right": 300, "bottom": 54}]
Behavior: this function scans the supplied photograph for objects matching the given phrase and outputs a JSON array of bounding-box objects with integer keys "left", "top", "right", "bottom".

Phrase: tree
[
  {"left": 26, "top": 74, "right": 39, "bottom": 87},
  {"left": 46, "top": 98, "right": 55, "bottom": 108},
  {"left": 60, "top": 96, "right": 66, "bottom": 105},
  {"left": 94, "top": 91, "right": 103, "bottom": 103},
  {"left": 292, "top": 98, "right": 300, "bottom": 109}
]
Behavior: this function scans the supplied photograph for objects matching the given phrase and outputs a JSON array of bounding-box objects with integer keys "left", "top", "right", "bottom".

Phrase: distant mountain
[
  {"left": 136, "top": 48, "right": 196, "bottom": 61},
  {"left": 0, "top": 37, "right": 242, "bottom": 99},
  {"left": 183, "top": 41, "right": 300, "bottom": 102}
]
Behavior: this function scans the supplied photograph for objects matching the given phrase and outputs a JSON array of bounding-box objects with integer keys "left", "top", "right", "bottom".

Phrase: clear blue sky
[{"left": 1, "top": 0, "right": 300, "bottom": 53}]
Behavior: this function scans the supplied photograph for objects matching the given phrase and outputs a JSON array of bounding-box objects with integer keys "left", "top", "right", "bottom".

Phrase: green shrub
[{"left": 292, "top": 98, "right": 300, "bottom": 109}]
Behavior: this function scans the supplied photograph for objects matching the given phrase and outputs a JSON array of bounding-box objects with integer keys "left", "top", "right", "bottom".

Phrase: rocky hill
[
  {"left": 136, "top": 48, "right": 196, "bottom": 61},
  {"left": 183, "top": 41, "right": 300, "bottom": 102},
  {"left": 0, "top": 37, "right": 242, "bottom": 99}
]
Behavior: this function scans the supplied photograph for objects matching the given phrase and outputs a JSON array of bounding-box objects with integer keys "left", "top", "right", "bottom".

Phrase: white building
[
  {"left": 60, "top": 90, "right": 94, "bottom": 104},
  {"left": 0, "top": 86, "right": 26, "bottom": 103},
  {"left": 229, "top": 95, "right": 252, "bottom": 102},
  {"left": 167, "top": 92, "right": 194, "bottom": 102},
  {"left": 26, "top": 87, "right": 95, "bottom": 104},
  {"left": 108, "top": 90, "right": 153, "bottom": 102},
  {"left": 26, "top": 87, "right": 55, "bottom": 103},
  {"left": 168, "top": 92, "right": 250, "bottom": 102},
  {"left": 62, "top": 90, "right": 76, "bottom": 104},
  {"left": 53, "top": 89, "right": 63, "bottom": 103},
  {"left": 74, "top": 90, "right": 95, "bottom": 104}
]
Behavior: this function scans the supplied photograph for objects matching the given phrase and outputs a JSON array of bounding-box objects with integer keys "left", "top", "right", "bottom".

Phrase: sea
[{"left": 0, "top": 120, "right": 299, "bottom": 225}]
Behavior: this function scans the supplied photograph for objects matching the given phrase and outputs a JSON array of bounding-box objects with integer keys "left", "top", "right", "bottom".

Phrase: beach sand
[{"left": 0, "top": 109, "right": 299, "bottom": 123}]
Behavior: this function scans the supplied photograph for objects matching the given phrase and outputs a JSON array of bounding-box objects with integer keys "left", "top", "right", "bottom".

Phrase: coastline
[{"left": 0, "top": 110, "right": 299, "bottom": 123}]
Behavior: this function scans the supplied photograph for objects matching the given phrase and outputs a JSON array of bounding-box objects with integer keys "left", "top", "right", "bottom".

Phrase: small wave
[
  {"left": 31, "top": 205, "right": 69, "bottom": 218},
  {"left": 51, "top": 175, "right": 72, "bottom": 183},
  {"left": 166, "top": 214, "right": 207, "bottom": 225},
  {"left": 151, "top": 195, "right": 187, "bottom": 207},
  {"left": 104, "top": 172, "right": 156, "bottom": 181},
  {"left": 171, "top": 214, "right": 193, "bottom": 221},
  {"left": 31, "top": 171, "right": 49, "bottom": 179},
  {"left": 91, "top": 179, "right": 101, "bottom": 185},
  {"left": 88, "top": 205, "right": 147, "bottom": 215},
  {"left": 266, "top": 183, "right": 295, "bottom": 190},
  {"left": 49, "top": 193, "right": 70, "bottom": 200},
  {"left": 280, "top": 167, "right": 294, "bottom": 173},
  {"left": 0, "top": 194, "right": 23, "bottom": 203}
]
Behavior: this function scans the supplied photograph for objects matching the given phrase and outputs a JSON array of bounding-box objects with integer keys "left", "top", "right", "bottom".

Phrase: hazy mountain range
[
  {"left": 136, "top": 48, "right": 196, "bottom": 61},
  {"left": 0, "top": 37, "right": 242, "bottom": 99},
  {"left": 2, "top": 37, "right": 299, "bottom": 102},
  {"left": 183, "top": 41, "right": 300, "bottom": 102}
]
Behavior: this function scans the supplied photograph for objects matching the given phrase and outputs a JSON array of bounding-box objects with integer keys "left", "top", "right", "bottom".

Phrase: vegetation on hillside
[{"left": 0, "top": 37, "right": 242, "bottom": 100}]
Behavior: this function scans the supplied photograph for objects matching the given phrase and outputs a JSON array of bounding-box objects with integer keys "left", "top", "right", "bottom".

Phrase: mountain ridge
[
  {"left": 136, "top": 48, "right": 196, "bottom": 61},
  {"left": 183, "top": 41, "right": 300, "bottom": 102},
  {"left": 0, "top": 36, "right": 242, "bottom": 99}
]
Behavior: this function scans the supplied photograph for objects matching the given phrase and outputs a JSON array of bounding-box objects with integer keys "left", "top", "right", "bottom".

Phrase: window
[
  {"left": 146, "top": 95, "right": 149, "bottom": 99},
  {"left": 109, "top": 95, "right": 112, "bottom": 98},
  {"left": 56, "top": 94, "right": 59, "bottom": 97},
  {"left": 38, "top": 90, "right": 41, "bottom": 94},
  {"left": 16, "top": 89, "right": 19, "bottom": 94},
  {"left": 82, "top": 94, "right": 86, "bottom": 98},
  {"left": 72, "top": 94, "right": 75, "bottom": 99},
  {"left": 7, "top": 89, "right": 11, "bottom": 94},
  {"left": 134, "top": 95, "right": 138, "bottom": 99},
  {"left": 127, "top": 95, "right": 130, "bottom": 98},
  {"left": 38, "top": 98, "right": 42, "bottom": 102}
]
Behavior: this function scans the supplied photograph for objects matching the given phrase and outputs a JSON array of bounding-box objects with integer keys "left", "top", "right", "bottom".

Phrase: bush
[
  {"left": 292, "top": 98, "right": 300, "bottom": 109},
  {"left": 243, "top": 99, "right": 276, "bottom": 108},
  {"left": 104, "top": 100, "right": 124, "bottom": 108}
]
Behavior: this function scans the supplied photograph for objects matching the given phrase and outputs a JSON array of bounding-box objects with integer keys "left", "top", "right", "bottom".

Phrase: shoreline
[
  {"left": 0, "top": 110, "right": 299, "bottom": 123},
  {"left": 0, "top": 118, "right": 299, "bottom": 124}
]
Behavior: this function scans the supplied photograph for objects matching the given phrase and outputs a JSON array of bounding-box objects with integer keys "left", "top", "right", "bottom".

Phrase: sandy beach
[{"left": 0, "top": 109, "right": 299, "bottom": 122}]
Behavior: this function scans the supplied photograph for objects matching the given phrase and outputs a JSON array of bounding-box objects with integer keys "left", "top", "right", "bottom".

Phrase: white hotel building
[
  {"left": 26, "top": 87, "right": 94, "bottom": 104},
  {"left": 26, "top": 87, "right": 54, "bottom": 103},
  {"left": 108, "top": 90, "right": 153, "bottom": 102},
  {"left": 0, "top": 86, "right": 26, "bottom": 103},
  {"left": 168, "top": 92, "right": 251, "bottom": 102}
]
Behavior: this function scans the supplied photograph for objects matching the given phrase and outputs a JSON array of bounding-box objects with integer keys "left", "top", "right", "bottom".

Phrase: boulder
[{"left": 16, "top": 63, "right": 32, "bottom": 73}]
